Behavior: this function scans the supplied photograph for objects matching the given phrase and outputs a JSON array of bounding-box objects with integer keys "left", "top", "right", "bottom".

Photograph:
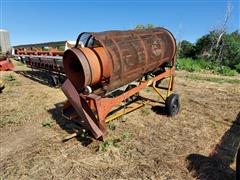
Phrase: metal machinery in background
[
  {"left": 0, "top": 29, "right": 14, "bottom": 93},
  {"left": 0, "top": 29, "right": 14, "bottom": 71},
  {"left": 0, "top": 56, "right": 14, "bottom": 71},
  {"left": 13, "top": 41, "right": 75, "bottom": 85},
  {"left": 0, "top": 29, "right": 11, "bottom": 53},
  {"left": 61, "top": 28, "right": 180, "bottom": 140}
]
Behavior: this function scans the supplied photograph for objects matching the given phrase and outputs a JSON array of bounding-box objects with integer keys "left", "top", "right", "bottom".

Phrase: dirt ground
[{"left": 0, "top": 61, "right": 239, "bottom": 180}]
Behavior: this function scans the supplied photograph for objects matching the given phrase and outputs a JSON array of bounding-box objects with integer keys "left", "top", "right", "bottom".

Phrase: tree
[
  {"left": 177, "top": 40, "right": 196, "bottom": 59},
  {"left": 194, "top": 30, "right": 240, "bottom": 69},
  {"left": 135, "top": 24, "right": 155, "bottom": 30},
  {"left": 194, "top": 1, "right": 233, "bottom": 61},
  {"left": 215, "top": 1, "right": 233, "bottom": 49},
  {"left": 221, "top": 31, "right": 240, "bottom": 68},
  {"left": 195, "top": 31, "right": 218, "bottom": 59}
]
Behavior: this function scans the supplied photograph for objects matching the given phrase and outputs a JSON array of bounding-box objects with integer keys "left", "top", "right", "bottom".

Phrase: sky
[{"left": 0, "top": 0, "right": 239, "bottom": 46}]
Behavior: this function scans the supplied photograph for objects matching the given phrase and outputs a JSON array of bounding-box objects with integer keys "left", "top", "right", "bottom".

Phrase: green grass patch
[
  {"left": 235, "top": 63, "right": 240, "bottom": 73},
  {"left": 186, "top": 75, "right": 240, "bottom": 84},
  {"left": 97, "top": 139, "right": 120, "bottom": 152},
  {"left": 177, "top": 58, "right": 238, "bottom": 76},
  {"left": 2, "top": 74, "right": 22, "bottom": 86},
  {"left": 107, "top": 122, "right": 116, "bottom": 131},
  {"left": 216, "top": 66, "right": 237, "bottom": 76},
  {"left": 41, "top": 118, "right": 54, "bottom": 128},
  {"left": 3, "top": 74, "right": 16, "bottom": 81},
  {"left": 97, "top": 131, "right": 131, "bottom": 152}
]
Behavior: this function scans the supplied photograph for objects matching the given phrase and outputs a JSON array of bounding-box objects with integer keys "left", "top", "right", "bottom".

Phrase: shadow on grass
[
  {"left": 15, "top": 70, "right": 65, "bottom": 87},
  {"left": 151, "top": 105, "right": 166, "bottom": 115},
  {"left": 47, "top": 102, "right": 93, "bottom": 146},
  {"left": 186, "top": 112, "right": 240, "bottom": 180}
]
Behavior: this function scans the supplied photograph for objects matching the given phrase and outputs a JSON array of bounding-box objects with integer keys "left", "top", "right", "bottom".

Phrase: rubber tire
[
  {"left": 165, "top": 93, "right": 180, "bottom": 116},
  {"left": 237, "top": 147, "right": 240, "bottom": 180}
]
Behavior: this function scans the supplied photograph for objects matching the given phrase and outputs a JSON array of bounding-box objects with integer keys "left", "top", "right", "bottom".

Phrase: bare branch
[{"left": 216, "top": 0, "right": 233, "bottom": 48}]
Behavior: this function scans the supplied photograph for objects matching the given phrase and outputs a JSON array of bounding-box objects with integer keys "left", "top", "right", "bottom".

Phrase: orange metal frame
[
  {"left": 62, "top": 65, "right": 175, "bottom": 140},
  {"left": 89, "top": 68, "right": 174, "bottom": 122}
]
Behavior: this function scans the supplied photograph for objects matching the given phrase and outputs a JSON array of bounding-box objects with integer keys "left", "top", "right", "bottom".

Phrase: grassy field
[{"left": 0, "top": 60, "right": 239, "bottom": 179}]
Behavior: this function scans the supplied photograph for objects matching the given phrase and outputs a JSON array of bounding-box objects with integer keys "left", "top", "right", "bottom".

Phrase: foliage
[
  {"left": 216, "top": 66, "right": 237, "bottom": 76},
  {"left": 58, "top": 46, "right": 65, "bottom": 51},
  {"left": 178, "top": 40, "right": 196, "bottom": 59},
  {"left": 221, "top": 31, "right": 240, "bottom": 68},
  {"left": 177, "top": 58, "right": 237, "bottom": 76},
  {"left": 107, "top": 123, "right": 116, "bottom": 131},
  {"left": 178, "top": 30, "right": 240, "bottom": 72},
  {"left": 97, "top": 139, "right": 120, "bottom": 152},
  {"left": 235, "top": 63, "right": 240, "bottom": 73},
  {"left": 97, "top": 131, "right": 131, "bottom": 152},
  {"left": 3, "top": 74, "right": 16, "bottom": 81},
  {"left": 135, "top": 24, "right": 155, "bottom": 30},
  {"left": 177, "top": 58, "right": 217, "bottom": 72},
  {"left": 195, "top": 31, "right": 218, "bottom": 58},
  {"left": 41, "top": 118, "right": 54, "bottom": 128}
]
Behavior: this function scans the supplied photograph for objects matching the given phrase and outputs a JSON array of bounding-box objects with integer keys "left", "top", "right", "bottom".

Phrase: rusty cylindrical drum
[{"left": 63, "top": 27, "right": 176, "bottom": 92}]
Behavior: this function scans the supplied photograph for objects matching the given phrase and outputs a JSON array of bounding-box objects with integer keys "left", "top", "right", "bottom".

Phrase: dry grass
[{"left": 0, "top": 61, "right": 239, "bottom": 179}]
